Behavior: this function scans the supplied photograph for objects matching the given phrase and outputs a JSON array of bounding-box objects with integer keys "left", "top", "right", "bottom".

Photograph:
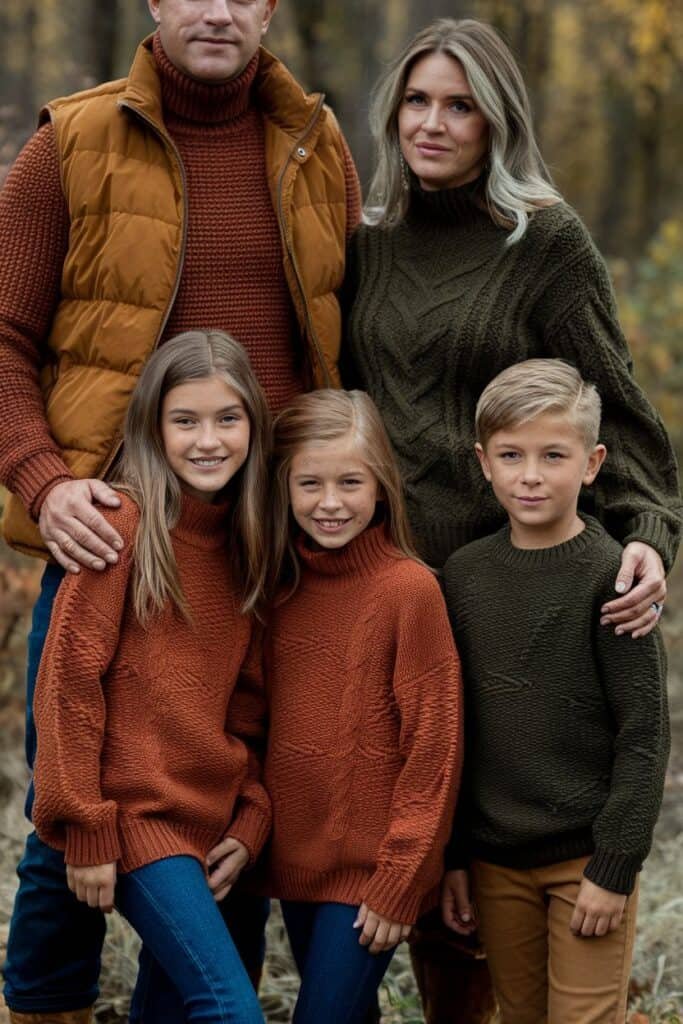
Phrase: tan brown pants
[
  {"left": 410, "top": 908, "right": 498, "bottom": 1024},
  {"left": 471, "top": 857, "right": 638, "bottom": 1024}
]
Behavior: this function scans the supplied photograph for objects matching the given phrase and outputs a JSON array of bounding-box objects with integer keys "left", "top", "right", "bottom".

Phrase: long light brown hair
[
  {"left": 366, "top": 18, "right": 561, "bottom": 240},
  {"left": 270, "top": 389, "right": 426, "bottom": 598},
  {"left": 116, "top": 331, "right": 271, "bottom": 623}
]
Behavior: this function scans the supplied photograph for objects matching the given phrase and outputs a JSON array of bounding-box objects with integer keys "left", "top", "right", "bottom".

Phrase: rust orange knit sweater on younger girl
[{"left": 265, "top": 525, "right": 464, "bottom": 925}]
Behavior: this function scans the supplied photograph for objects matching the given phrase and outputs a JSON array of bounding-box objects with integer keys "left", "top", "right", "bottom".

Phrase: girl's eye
[
  {"left": 220, "top": 414, "right": 239, "bottom": 425},
  {"left": 342, "top": 478, "right": 362, "bottom": 486},
  {"left": 173, "top": 417, "right": 195, "bottom": 427},
  {"left": 500, "top": 452, "right": 519, "bottom": 461}
]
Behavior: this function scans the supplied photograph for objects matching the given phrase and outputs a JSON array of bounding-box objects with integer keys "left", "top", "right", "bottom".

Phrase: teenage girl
[
  {"left": 30, "top": 331, "right": 271, "bottom": 1024},
  {"left": 265, "top": 389, "right": 464, "bottom": 1023}
]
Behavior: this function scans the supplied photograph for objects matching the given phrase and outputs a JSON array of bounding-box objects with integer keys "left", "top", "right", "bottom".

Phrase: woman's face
[{"left": 398, "top": 51, "right": 489, "bottom": 192}]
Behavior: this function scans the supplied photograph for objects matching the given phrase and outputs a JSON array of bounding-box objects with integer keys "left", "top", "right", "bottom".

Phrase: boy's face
[{"left": 475, "top": 412, "right": 606, "bottom": 549}]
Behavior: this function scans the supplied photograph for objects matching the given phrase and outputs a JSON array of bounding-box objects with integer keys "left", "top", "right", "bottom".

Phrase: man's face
[{"left": 148, "top": 0, "right": 277, "bottom": 83}]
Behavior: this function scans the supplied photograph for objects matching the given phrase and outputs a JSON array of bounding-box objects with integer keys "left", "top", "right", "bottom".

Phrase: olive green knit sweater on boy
[{"left": 442, "top": 515, "right": 669, "bottom": 895}]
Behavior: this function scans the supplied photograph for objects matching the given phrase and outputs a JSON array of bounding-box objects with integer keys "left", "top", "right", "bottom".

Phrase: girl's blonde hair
[
  {"left": 116, "top": 330, "right": 271, "bottom": 623},
  {"left": 270, "top": 389, "right": 425, "bottom": 598},
  {"left": 365, "top": 18, "right": 561, "bottom": 242}
]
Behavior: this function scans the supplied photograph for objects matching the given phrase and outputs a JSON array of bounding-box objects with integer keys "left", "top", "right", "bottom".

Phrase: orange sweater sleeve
[
  {"left": 0, "top": 123, "right": 74, "bottom": 516},
  {"left": 32, "top": 510, "right": 136, "bottom": 866},
  {"left": 361, "top": 571, "right": 464, "bottom": 924},
  {"left": 223, "top": 629, "right": 272, "bottom": 863}
]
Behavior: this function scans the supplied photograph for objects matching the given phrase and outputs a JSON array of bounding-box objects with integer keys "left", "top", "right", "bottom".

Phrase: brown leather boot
[{"left": 8, "top": 1009, "right": 94, "bottom": 1024}]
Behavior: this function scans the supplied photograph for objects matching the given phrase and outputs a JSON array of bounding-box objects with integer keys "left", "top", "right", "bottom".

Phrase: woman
[{"left": 342, "top": 17, "right": 681, "bottom": 1023}]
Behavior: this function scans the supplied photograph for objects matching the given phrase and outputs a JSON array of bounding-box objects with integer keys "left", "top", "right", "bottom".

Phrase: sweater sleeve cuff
[
  {"left": 361, "top": 868, "right": 425, "bottom": 925},
  {"left": 583, "top": 848, "right": 641, "bottom": 895},
  {"left": 225, "top": 805, "right": 271, "bottom": 865},
  {"left": 64, "top": 818, "right": 121, "bottom": 867},
  {"left": 9, "top": 450, "right": 75, "bottom": 520},
  {"left": 622, "top": 513, "right": 680, "bottom": 574}
]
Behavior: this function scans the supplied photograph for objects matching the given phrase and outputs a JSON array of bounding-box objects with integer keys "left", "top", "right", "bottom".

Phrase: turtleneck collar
[
  {"left": 295, "top": 523, "right": 403, "bottom": 581},
  {"left": 171, "top": 491, "right": 230, "bottom": 549},
  {"left": 152, "top": 31, "right": 258, "bottom": 125},
  {"left": 407, "top": 172, "right": 494, "bottom": 228}
]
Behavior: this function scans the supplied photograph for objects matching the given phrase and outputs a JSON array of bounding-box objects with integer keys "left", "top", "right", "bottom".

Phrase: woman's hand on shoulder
[
  {"left": 66, "top": 861, "right": 116, "bottom": 913},
  {"left": 206, "top": 836, "right": 250, "bottom": 902},
  {"left": 354, "top": 902, "right": 411, "bottom": 954},
  {"left": 441, "top": 869, "right": 477, "bottom": 935},
  {"left": 600, "top": 542, "right": 666, "bottom": 639}
]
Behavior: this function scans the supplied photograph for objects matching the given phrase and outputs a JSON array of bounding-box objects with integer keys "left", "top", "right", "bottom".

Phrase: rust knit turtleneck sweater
[
  {"left": 265, "top": 525, "right": 464, "bottom": 925},
  {"left": 32, "top": 492, "right": 271, "bottom": 873}
]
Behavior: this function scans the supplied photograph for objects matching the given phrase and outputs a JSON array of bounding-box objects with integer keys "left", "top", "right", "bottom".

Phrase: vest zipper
[
  {"left": 99, "top": 101, "right": 189, "bottom": 481},
  {"left": 276, "top": 93, "right": 331, "bottom": 389}
]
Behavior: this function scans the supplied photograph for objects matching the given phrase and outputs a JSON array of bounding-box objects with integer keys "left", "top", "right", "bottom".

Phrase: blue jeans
[
  {"left": 129, "top": 892, "right": 271, "bottom": 1024},
  {"left": 117, "top": 857, "right": 263, "bottom": 1024},
  {"left": 281, "top": 901, "right": 396, "bottom": 1024},
  {"left": 4, "top": 564, "right": 267, "bottom": 1014}
]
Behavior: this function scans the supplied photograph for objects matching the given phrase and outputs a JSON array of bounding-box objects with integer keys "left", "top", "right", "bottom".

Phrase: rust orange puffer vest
[{"left": 3, "top": 39, "right": 349, "bottom": 557}]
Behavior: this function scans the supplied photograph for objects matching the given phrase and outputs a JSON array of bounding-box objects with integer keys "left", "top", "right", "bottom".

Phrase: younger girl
[
  {"left": 31, "top": 331, "right": 271, "bottom": 1024},
  {"left": 265, "top": 389, "right": 464, "bottom": 1023}
]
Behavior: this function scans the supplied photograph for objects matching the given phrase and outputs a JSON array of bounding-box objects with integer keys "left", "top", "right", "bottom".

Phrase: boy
[{"left": 441, "top": 359, "right": 670, "bottom": 1024}]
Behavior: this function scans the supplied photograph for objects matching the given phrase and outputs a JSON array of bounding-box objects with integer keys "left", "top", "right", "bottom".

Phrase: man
[{"left": 0, "top": 2, "right": 360, "bottom": 1020}]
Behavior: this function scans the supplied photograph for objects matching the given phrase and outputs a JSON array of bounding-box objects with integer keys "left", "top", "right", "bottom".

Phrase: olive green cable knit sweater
[{"left": 343, "top": 180, "right": 682, "bottom": 570}]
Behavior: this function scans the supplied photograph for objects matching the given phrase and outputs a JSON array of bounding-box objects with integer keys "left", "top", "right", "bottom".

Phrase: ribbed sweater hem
[
  {"left": 268, "top": 864, "right": 435, "bottom": 925},
  {"left": 470, "top": 827, "right": 595, "bottom": 872},
  {"left": 116, "top": 815, "right": 225, "bottom": 874}
]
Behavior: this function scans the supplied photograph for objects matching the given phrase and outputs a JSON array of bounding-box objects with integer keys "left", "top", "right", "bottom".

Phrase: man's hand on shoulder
[{"left": 39, "top": 479, "right": 124, "bottom": 573}]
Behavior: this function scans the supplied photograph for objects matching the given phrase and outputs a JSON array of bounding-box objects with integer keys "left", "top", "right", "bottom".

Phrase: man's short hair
[{"left": 475, "top": 358, "right": 602, "bottom": 449}]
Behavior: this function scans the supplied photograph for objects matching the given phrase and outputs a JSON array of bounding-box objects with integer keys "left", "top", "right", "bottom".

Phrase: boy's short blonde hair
[{"left": 475, "top": 359, "right": 601, "bottom": 449}]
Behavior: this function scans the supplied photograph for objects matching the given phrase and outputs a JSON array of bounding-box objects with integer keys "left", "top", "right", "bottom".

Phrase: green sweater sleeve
[
  {"left": 586, "top": 587, "right": 670, "bottom": 894},
  {"left": 533, "top": 217, "right": 682, "bottom": 571}
]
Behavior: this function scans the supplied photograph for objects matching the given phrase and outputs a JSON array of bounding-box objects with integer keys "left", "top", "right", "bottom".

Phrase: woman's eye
[
  {"left": 500, "top": 452, "right": 518, "bottom": 461},
  {"left": 451, "top": 100, "right": 473, "bottom": 113},
  {"left": 405, "top": 93, "right": 426, "bottom": 105}
]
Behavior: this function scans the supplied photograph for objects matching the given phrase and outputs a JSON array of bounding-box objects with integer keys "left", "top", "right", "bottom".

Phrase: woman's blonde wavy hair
[
  {"left": 115, "top": 330, "right": 271, "bottom": 623},
  {"left": 270, "top": 389, "right": 426, "bottom": 600},
  {"left": 365, "top": 18, "right": 561, "bottom": 241}
]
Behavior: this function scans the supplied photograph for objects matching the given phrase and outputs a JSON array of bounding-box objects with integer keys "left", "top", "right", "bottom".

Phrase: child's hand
[
  {"left": 206, "top": 837, "right": 250, "bottom": 902},
  {"left": 441, "top": 869, "right": 477, "bottom": 935},
  {"left": 66, "top": 862, "right": 116, "bottom": 913},
  {"left": 354, "top": 902, "right": 411, "bottom": 954},
  {"left": 570, "top": 877, "right": 627, "bottom": 937}
]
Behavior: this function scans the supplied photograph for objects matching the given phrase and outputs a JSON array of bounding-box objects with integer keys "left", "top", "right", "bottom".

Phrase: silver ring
[{"left": 651, "top": 602, "right": 663, "bottom": 616}]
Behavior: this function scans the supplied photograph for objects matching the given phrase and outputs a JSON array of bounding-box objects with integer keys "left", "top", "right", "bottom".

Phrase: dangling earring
[{"left": 400, "top": 153, "right": 410, "bottom": 191}]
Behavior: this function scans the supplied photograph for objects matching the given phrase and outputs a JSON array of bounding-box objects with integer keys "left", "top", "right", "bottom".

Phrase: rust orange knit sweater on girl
[
  {"left": 265, "top": 525, "right": 464, "bottom": 925},
  {"left": 32, "top": 493, "right": 271, "bottom": 873}
]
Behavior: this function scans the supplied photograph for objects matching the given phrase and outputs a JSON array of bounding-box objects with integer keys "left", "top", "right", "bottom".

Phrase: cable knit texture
[
  {"left": 442, "top": 515, "right": 669, "bottom": 894},
  {"left": 265, "top": 525, "right": 464, "bottom": 924},
  {"left": 32, "top": 493, "right": 271, "bottom": 872},
  {"left": 343, "top": 180, "right": 682, "bottom": 570}
]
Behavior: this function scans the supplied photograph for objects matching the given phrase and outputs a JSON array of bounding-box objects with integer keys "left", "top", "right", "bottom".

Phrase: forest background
[{"left": 0, "top": 0, "right": 681, "bottom": 1021}]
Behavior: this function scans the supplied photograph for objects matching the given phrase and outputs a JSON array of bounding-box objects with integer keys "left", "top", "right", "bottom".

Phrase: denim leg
[
  {"left": 129, "top": 888, "right": 270, "bottom": 1024},
  {"left": 117, "top": 856, "right": 264, "bottom": 1024},
  {"left": 25, "top": 562, "right": 65, "bottom": 810},
  {"left": 3, "top": 831, "right": 105, "bottom": 1013},
  {"left": 281, "top": 901, "right": 396, "bottom": 1024},
  {"left": 4, "top": 566, "right": 105, "bottom": 1014}
]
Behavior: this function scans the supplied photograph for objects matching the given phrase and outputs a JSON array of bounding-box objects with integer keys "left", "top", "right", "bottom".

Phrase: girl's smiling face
[
  {"left": 161, "top": 374, "right": 251, "bottom": 503},
  {"left": 288, "top": 436, "right": 379, "bottom": 550},
  {"left": 398, "top": 51, "right": 489, "bottom": 192}
]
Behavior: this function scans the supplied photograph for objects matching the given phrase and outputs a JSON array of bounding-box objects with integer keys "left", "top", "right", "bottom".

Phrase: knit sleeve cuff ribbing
[
  {"left": 9, "top": 450, "right": 75, "bottom": 519},
  {"left": 361, "top": 868, "right": 426, "bottom": 925},
  {"left": 64, "top": 814, "right": 121, "bottom": 867},
  {"left": 224, "top": 805, "right": 271, "bottom": 866},
  {"left": 621, "top": 513, "right": 680, "bottom": 575},
  {"left": 583, "top": 848, "right": 641, "bottom": 895}
]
